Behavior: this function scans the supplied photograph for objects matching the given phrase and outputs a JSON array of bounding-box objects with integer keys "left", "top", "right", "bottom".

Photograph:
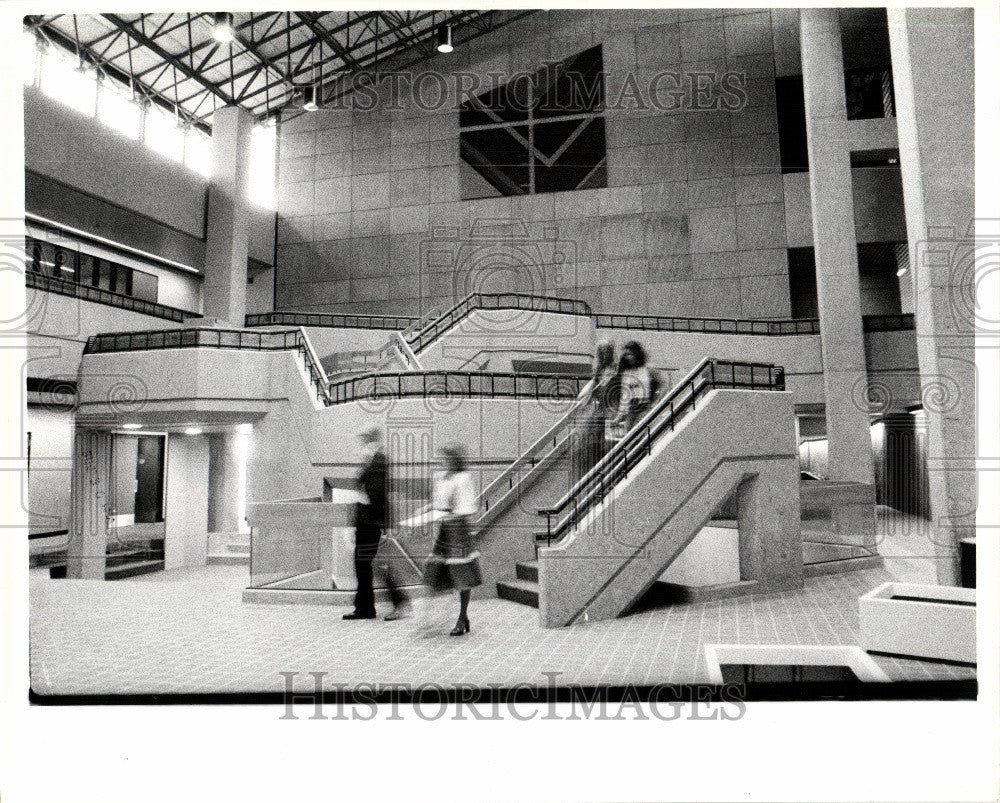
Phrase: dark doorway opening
[{"left": 134, "top": 435, "right": 165, "bottom": 524}]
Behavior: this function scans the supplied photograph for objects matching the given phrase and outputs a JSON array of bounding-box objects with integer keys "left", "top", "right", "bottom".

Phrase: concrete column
[
  {"left": 800, "top": 8, "right": 876, "bottom": 487},
  {"left": 208, "top": 432, "right": 240, "bottom": 533},
  {"left": 164, "top": 434, "right": 210, "bottom": 569},
  {"left": 66, "top": 429, "right": 110, "bottom": 579},
  {"left": 203, "top": 105, "right": 253, "bottom": 325},
  {"left": 888, "top": 8, "right": 976, "bottom": 585}
]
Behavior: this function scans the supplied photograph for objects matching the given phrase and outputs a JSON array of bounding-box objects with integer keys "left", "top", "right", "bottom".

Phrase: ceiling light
[
  {"left": 184, "top": 426, "right": 203, "bottom": 435},
  {"left": 237, "top": 423, "right": 253, "bottom": 435},
  {"left": 436, "top": 24, "right": 453, "bottom": 54},
  {"left": 212, "top": 12, "right": 235, "bottom": 43},
  {"left": 301, "top": 84, "right": 319, "bottom": 111},
  {"left": 122, "top": 423, "right": 143, "bottom": 430},
  {"left": 896, "top": 267, "right": 908, "bottom": 277}
]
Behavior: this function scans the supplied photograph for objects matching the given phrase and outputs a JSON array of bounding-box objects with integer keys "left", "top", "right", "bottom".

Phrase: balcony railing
[
  {"left": 594, "top": 314, "right": 821, "bottom": 335},
  {"left": 27, "top": 270, "right": 194, "bottom": 324},
  {"left": 327, "top": 370, "right": 585, "bottom": 405},
  {"left": 538, "top": 359, "right": 786, "bottom": 545},
  {"left": 83, "top": 327, "right": 306, "bottom": 355},
  {"left": 81, "top": 326, "right": 583, "bottom": 407},
  {"left": 593, "top": 313, "right": 915, "bottom": 335},
  {"left": 245, "top": 310, "right": 418, "bottom": 330},
  {"left": 862, "top": 313, "right": 915, "bottom": 332}
]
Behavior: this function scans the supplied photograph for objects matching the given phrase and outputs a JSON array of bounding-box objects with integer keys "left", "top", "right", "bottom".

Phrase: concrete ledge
[
  {"left": 649, "top": 579, "right": 759, "bottom": 605},
  {"left": 703, "top": 644, "right": 891, "bottom": 684},
  {"left": 243, "top": 585, "right": 426, "bottom": 606},
  {"left": 860, "top": 581, "right": 976, "bottom": 664},
  {"left": 804, "top": 554, "right": 883, "bottom": 578},
  {"left": 208, "top": 553, "right": 250, "bottom": 566}
]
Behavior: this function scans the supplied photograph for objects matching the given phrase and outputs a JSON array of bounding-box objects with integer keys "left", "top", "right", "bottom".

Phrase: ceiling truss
[{"left": 25, "top": 10, "right": 537, "bottom": 133}]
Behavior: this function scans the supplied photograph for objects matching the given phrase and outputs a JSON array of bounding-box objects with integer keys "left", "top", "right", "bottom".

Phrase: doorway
[{"left": 134, "top": 435, "right": 166, "bottom": 523}]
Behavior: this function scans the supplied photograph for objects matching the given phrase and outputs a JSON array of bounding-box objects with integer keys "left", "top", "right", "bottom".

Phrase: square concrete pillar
[
  {"left": 164, "top": 434, "right": 210, "bottom": 569},
  {"left": 800, "top": 9, "right": 876, "bottom": 488},
  {"left": 66, "top": 429, "right": 110, "bottom": 579},
  {"left": 204, "top": 105, "right": 253, "bottom": 325},
  {"left": 888, "top": 8, "right": 976, "bottom": 585}
]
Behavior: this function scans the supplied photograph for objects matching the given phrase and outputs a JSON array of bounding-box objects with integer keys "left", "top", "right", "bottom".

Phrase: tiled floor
[{"left": 29, "top": 558, "right": 975, "bottom": 696}]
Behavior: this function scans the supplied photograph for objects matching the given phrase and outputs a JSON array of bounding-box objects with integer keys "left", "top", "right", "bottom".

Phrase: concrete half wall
[{"left": 538, "top": 389, "right": 801, "bottom": 626}]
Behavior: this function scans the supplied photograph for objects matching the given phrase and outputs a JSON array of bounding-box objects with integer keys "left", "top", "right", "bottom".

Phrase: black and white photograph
[{"left": 1, "top": 3, "right": 997, "bottom": 801}]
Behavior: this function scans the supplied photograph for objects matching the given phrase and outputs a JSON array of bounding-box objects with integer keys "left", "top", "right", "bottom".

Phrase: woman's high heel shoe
[{"left": 449, "top": 617, "right": 470, "bottom": 636}]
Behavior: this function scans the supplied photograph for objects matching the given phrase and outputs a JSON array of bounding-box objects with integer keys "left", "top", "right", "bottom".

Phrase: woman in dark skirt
[{"left": 422, "top": 445, "right": 481, "bottom": 636}]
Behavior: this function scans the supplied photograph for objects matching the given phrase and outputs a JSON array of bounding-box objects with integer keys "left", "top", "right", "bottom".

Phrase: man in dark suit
[{"left": 343, "top": 426, "right": 409, "bottom": 620}]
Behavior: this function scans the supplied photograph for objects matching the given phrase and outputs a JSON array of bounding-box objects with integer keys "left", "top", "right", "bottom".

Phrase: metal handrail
[
  {"left": 405, "top": 292, "right": 593, "bottom": 354},
  {"left": 326, "top": 370, "right": 585, "bottom": 405},
  {"left": 246, "top": 302, "right": 913, "bottom": 339},
  {"left": 862, "top": 313, "right": 915, "bottom": 332},
  {"left": 594, "top": 314, "right": 819, "bottom": 335},
  {"left": 538, "top": 359, "right": 786, "bottom": 544},
  {"left": 245, "top": 310, "right": 417, "bottom": 330},
  {"left": 475, "top": 379, "right": 595, "bottom": 521},
  {"left": 26, "top": 270, "right": 194, "bottom": 323},
  {"left": 594, "top": 312, "right": 915, "bottom": 335}
]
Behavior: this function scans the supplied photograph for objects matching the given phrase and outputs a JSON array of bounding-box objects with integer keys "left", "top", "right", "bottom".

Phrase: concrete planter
[
  {"left": 703, "top": 644, "right": 890, "bottom": 684},
  {"left": 859, "top": 582, "right": 976, "bottom": 664}
]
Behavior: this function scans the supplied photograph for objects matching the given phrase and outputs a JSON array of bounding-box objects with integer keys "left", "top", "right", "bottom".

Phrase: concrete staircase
[
  {"left": 208, "top": 531, "right": 250, "bottom": 565},
  {"left": 538, "top": 388, "right": 802, "bottom": 626},
  {"left": 497, "top": 560, "right": 540, "bottom": 607}
]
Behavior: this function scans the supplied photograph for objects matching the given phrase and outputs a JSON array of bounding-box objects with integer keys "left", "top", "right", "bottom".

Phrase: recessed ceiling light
[
  {"left": 212, "top": 12, "right": 235, "bottom": 44},
  {"left": 122, "top": 423, "right": 143, "bottom": 430},
  {"left": 184, "top": 426, "right": 203, "bottom": 435}
]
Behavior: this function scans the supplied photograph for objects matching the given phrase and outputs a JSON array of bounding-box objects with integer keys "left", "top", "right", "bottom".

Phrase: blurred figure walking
[
  {"left": 570, "top": 340, "right": 618, "bottom": 486},
  {"left": 343, "top": 425, "right": 409, "bottom": 621},
  {"left": 610, "top": 341, "right": 660, "bottom": 441},
  {"left": 422, "top": 445, "right": 481, "bottom": 636}
]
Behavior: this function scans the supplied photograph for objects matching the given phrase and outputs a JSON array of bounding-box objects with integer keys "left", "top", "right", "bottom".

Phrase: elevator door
[{"left": 134, "top": 435, "right": 165, "bottom": 523}]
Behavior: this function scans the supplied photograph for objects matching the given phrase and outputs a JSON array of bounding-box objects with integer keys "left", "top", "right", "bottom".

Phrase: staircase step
[
  {"left": 105, "top": 560, "right": 164, "bottom": 580},
  {"left": 497, "top": 578, "right": 539, "bottom": 608},
  {"left": 515, "top": 560, "right": 538, "bottom": 583},
  {"left": 208, "top": 552, "right": 250, "bottom": 565},
  {"left": 105, "top": 549, "right": 146, "bottom": 568}
]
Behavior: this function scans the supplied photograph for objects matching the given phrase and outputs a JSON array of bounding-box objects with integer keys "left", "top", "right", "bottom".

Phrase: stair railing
[
  {"left": 475, "top": 379, "right": 594, "bottom": 524},
  {"left": 538, "top": 359, "right": 785, "bottom": 545},
  {"left": 405, "top": 292, "right": 592, "bottom": 354}
]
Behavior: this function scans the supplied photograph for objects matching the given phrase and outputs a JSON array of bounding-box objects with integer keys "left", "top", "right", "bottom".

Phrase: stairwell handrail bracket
[
  {"left": 393, "top": 330, "right": 424, "bottom": 371},
  {"left": 296, "top": 325, "right": 335, "bottom": 404},
  {"left": 404, "top": 292, "right": 593, "bottom": 354},
  {"left": 538, "top": 359, "right": 786, "bottom": 543}
]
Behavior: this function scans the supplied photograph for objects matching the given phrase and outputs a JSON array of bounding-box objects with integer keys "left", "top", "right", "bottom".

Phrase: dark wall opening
[
  {"left": 788, "top": 246, "right": 818, "bottom": 319},
  {"left": 775, "top": 76, "right": 808, "bottom": 174}
]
